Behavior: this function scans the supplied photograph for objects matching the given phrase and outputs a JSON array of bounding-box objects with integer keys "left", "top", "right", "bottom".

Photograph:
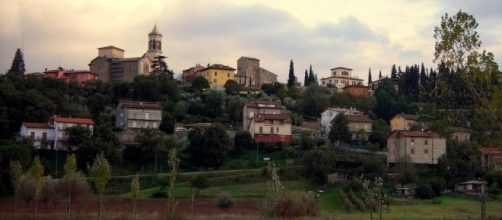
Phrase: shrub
[
  {"left": 274, "top": 191, "right": 319, "bottom": 218},
  {"left": 415, "top": 183, "right": 434, "bottom": 199},
  {"left": 151, "top": 191, "right": 167, "bottom": 198},
  {"left": 18, "top": 175, "right": 35, "bottom": 207},
  {"left": 216, "top": 192, "right": 235, "bottom": 209},
  {"left": 348, "top": 190, "right": 366, "bottom": 211},
  {"left": 40, "top": 176, "right": 56, "bottom": 208},
  {"left": 56, "top": 172, "right": 89, "bottom": 204},
  {"left": 344, "top": 179, "right": 364, "bottom": 193},
  {"left": 340, "top": 190, "right": 356, "bottom": 212}
]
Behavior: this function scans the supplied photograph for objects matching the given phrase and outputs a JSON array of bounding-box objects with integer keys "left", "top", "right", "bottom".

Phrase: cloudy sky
[{"left": 1, "top": 0, "right": 501, "bottom": 83}]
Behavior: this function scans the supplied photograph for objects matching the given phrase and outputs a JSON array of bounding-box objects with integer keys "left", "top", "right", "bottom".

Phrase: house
[
  {"left": 390, "top": 114, "right": 418, "bottom": 131},
  {"left": 346, "top": 115, "right": 372, "bottom": 142},
  {"left": 393, "top": 184, "right": 416, "bottom": 197},
  {"left": 182, "top": 64, "right": 205, "bottom": 83},
  {"left": 455, "top": 180, "right": 486, "bottom": 194},
  {"left": 320, "top": 67, "right": 363, "bottom": 89},
  {"left": 44, "top": 68, "right": 98, "bottom": 86},
  {"left": 447, "top": 126, "right": 471, "bottom": 142},
  {"left": 20, "top": 115, "right": 95, "bottom": 150},
  {"left": 235, "top": 56, "right": 277, "bottom": 87},
  {"left": 115, "top": 100, "right": 163, "bottom": 131},
  {"left": 320, "top": 107, "right": 362, "bottom": 135},
  {"left": 249, "top": 113, "right": 292, "bottom": 143},
  {"left": 368, "top": 77, "right": 399, "bottom": 92},
  {"left": 387, "top": 130, "right": 446, "bottom": 165},
  {"left": 243, "top": 100, "right": 291, "bottom": 143},
  {"left": 343, "top": 84, "right": 369, "bottom": 97},
  {"left": 197, "top": 64, "right": 236, "bottom": 89},
  {"left": 480, "top": 147, "right": 502, "bottom": 171},
  {"left": 243, "top": 100, "right": 283, "bottom": 130}
]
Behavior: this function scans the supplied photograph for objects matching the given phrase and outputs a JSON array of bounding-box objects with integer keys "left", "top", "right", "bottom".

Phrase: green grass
[{"left": 319, "top": 187, "right": 502, "bottom": 219}]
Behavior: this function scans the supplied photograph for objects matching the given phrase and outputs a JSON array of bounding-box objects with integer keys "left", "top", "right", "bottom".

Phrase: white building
[
  {"left": 321, "top": 107, "right": 362, "bottom": 135},
  {"left": 320, "top": 67, "right": 363, "bottom": 89},
  {"left": 20, "top": 115, "right": 95, "bottom": 150},
  {"left": 115, "top": 100, "right": 163, "bottom": 131}
]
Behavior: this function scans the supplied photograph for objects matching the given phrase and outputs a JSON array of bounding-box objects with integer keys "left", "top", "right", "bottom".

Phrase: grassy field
[{"left": 319, "top": 186, "right": 502, "bottom": 219}]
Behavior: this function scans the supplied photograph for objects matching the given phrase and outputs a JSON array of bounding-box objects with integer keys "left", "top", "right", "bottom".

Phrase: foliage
[
  {"left": 329, "top": 113, "right": 350, "bottom": 146},
  {"left": 167, "top": 148, "right": 179, "bottom": 220},
  {"left": 233, "top": 130, "right": 254, "bottom": 156},
  {"left": 369, "top": 119, "right": 390, "bottom": 149},
  {"left": 287, "top": 60, "right": 296, "bottom": 88},
  {"left": 299, "top": 131, "right": 315, "bottom": 150},
  {"left": 224, "top": 80, "right": 240, "bottom": 95},
  {"left": 263, "top": 165, "right": 285, "bottom": 217},
  {"left": 261, "top": 82, "right": 287, "bottom": 100},
  {"left": 297, "top": 85, "right": 329, "bottom": 117},
  {"left": 191, "top": 76, "right": 210, "bottom": 92},
  {"left": 373, "top": 78, "right": 411, "bottom": 121},
  {"left": 340, "top": 190, "right": 355, "bottom": 212},
  {"left": 0, "top": 144, "right": 32, "bottom": 195},
  {"left": 10, "top": 160, "right": 23, "bottom": 214},
  {"left": 274, "top": 191, "right": 319, "bottom": 217},
  {"left": 135, "top": 128, "right": 166, "bottom": 173},
  {"left": 18, "top": 174, "right": 35, "bottom": 207},
  {"left": 30, "top": 156, "right": 44, "bottom": 218},
  {"left": 215, "top": 192, "right": 235, "bottom": 209},
  {"left": 302, "top": 148, "right": 336, "bottom": 185},
  {"left": 348, "top": 190, "right": 366, "bottom": 211},
  {"left": 40, "top": 176, "right": 56, "bottom": 208},
  {"left": 437, "top": 142, "right": 481, "bottom": 188},
  {"left": 88, "top": 153, "right": 111, "bottom": 220},
  {"left": 7, "top": 48, "right": 26, "bottom": 75},
  {"left": 66, "top": 125, "right": 92, "bottom": 150},
  {"left": 415, "top": 183, "right": 435, "bottom": 199},
  {"left": 130, "top": 175, "right": 140, "bottom": 220},
  {"left": 185, "top": 124, "right": 231, "bottom": 169},
  {"left": 159, "top": 113, "right": 175, "bottom": 134}
]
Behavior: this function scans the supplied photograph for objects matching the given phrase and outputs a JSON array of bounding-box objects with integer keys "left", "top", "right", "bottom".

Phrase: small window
[
  {"left": 213, "top": 79, "right": 217, "bottom": 83},
  {"left": 411, "top": 138, "right": 415, "bottom": 144},
  {"left": 276, "top": 127, "right": 279, "bottom": 133},
  {"left": 270, "top": 127, "right": 274, "bottom": 134},
  {"left": 424, "top": 149, "right": 429, "bottom": 154},
  {"left": 227, "top": 73, "right": 230, "bottom": 77},
  {"left": 411, "top": 148, "right": 415, "bottom": 154},
  {"left": 259, "top": 127, "right": 263, "bottom": 133},
  {"left": 425, "top": 140, "right": 428, "bottom": 145},
  {"left": 30, "top": 132, "right": 35, "bottom": 139},
  {"left": 215, "top": 72, "right": 217, "bottom": 76}
]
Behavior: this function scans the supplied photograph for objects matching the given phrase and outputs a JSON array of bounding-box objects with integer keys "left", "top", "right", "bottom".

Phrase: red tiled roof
[
  {"left": 346, "top": 115, "right": 372, "bottom": 123},
  {"left": 202, "top": 64, "right": 236, "bottom": 71},
  {"left": 391, "top": 130, "right": 442, "bottom": 138},
  {"left": 321, "top": 75, "right": 363, "bottom": 81},
  {"left": 331, "top": 66, "right": 353, "bottom": 70},
  {"left": 22, "top": 122, "right": 51, "bottom": 129},
  {"left": 479, "top": 147, "right": 502, "bottom": 155},
  {"left": 52, "top": 116, "right": 95, "bottom": 125},
  {"left": 244, "top": 100, "right": 282, "bottom": 109},
  {"left": 394, "top": 114, "right": 418, "bottom": 121},
  {"left": 253, "top": 114, "right": 291, "bottom": 123},
  {"left": 119, "top": 100, "right": 162, "bottom": 110}
]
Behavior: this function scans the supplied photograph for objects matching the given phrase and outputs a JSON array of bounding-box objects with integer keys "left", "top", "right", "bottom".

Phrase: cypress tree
[
  {"left": 8, "top": 48, "right": 26, "bottom": 75},
  {"left": 287, "top": 60, "right": 296, "bottom": 87},
  {"left": 368, "top": 68, "right": 372, "bottom": 83},
  {"left": 304, "top": 70, "right": 309, "bottom": 86},
  {"left": 308, "top": 65, "right": 315, "bottom": 84},
  {"left": 379, "top": 71, "right": 382, "bottom": 80}
]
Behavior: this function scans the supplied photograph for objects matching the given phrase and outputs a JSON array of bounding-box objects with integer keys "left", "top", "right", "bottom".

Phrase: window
[
  {"left": 145, "top": 112, "right": 149, "bottom": 120},
  {"left": 215, "top": 72, "right": 217, "bottom": 76},
  {"left": 42, "top": 132, "right": 47, "bottom": 140},
  {"left": 411, "top": 138, "right": 415, "bottom": 144},
  {"left": 259, "top": 127, "right": 263, "bottom": 133},
  {"left": 276, "top": 127, "right": 279, "bottom": 133},
  {"left": 30, "top": 132, "right": 35, "bottom": 139},
  {"left": 270, "top": 127, "right": 274, "bottom": 134},
  {"left": 424, "top": 140, "right": 428, "bottom": 145},
  {"left": 411, "top": 148, "right": 415, "bottom": 154},
  {"left": 424, "top": 149, "right": 429, "bottom": 154},
  {"left": 227, "top": 73, "right": 230, "bottom": 77},
  {"left": 213, "top": 79, "right": 217, "bottom": 83}
]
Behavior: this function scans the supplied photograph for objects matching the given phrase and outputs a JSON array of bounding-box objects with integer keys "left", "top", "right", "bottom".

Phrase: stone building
[
  {"left": 321, "top": 107, "right": 363, "bottom": 135},
  {"left": 235, "top": 56, "right": 277, "bottom": 87},
  {"left": 44, "top": 68, "right": 98, "bottom": 86},
  {"left": 320, "top": 67, "right": 363, "bottom": 89},
  {"left": 343, "top": 84, "right": 369, "bottom": 96},
  {"left": 346, "top": 114, "right": 372, "bottom": 142},
  {"left": 89, "top": 25, "right": 163, "bottom": 82},
  {"left": 390, "top": 114, "right": 418, "bottom": 131},
  {"left": 387, "top": 130, "right": 446, "bottom": 165},
  {"left": 243, "top": 100, "right": 282, "bottom": 130},
  {"left": 182, "top": 64, "right": 205, "bottom": 83}
]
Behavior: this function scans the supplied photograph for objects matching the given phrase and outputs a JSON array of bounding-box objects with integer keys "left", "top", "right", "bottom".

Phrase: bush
[
  {"left": 216, "top": 192, "right": 235, "bottom": 209},
  {"left": 344, "top": 179, "right": 364, "bottom": 193},
  {"left": 274, "top": 191, "right": 319, "bottom": 218},
  {"left": 18, "top": 175, "right": 35, "bottom": 207},
  {"left": 56, "top": 172, "right": 89, "bottom": 204},
  {"left": 151, "top": 191, "right": 167, "bottom": 198},
  {"left": 415, "top": 183, "right": 435, "bottom": 199},
  {"left": 40, "top": 176, "right": 56, "bottom": 208}
]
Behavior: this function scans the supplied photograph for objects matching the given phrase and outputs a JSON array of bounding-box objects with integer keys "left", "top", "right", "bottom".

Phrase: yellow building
[
  {"left": 390, "top": 114, "right": 418, "bottom": 131},
  {"left": 197, "top": 64, "right": 236, "bottom": 89}
]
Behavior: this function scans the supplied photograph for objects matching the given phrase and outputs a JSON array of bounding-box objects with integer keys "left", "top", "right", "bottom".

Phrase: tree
[
  {"left": 233, "top": 130, "right": 254, "bottom": 157},
  {"left": 302, "top": 148, "right": 336, "bottom": 185},
  {"left": 88, "top": 153, "right": 111, "bottom": 220},
  {"left": 57, "top": 172, "right": 89, "bottom": 218},
  {"left": 368, "top": 68, "right": 372, "bottom": 83},
  {"left": 287, "top": 60, "right": 296, "bottom": 87},
  {"left": 160, "top": 113, "right": 176, "bottom": 134},
  {"left": 224, "top": 79, "right": 240, "bottom": 95},
  {"left": 40, "top": 176, "right": 56, "bottom": 208},
  {"left": 297, "top": 85, "right": 330, "bottom": 117},
  {"left": 130, "top": 175, "right": 140, "bottom": 220},
  {"left": 308, "top": 65, "right": 317, "bottom": 85},
  {"left": 10, "top": 160, "right": 23, "bottom": 216},
  {"left": 304, "top": 70, "right": 309, "bottom": 86},
  {"left": 135, "top": 128, "right": 165, "bottom": 173},
  {"left": 186, "top": 124, "right": 231, "bottom": 169},
  {"left": 30, "top": 156, "right": 44, "bottom": 219},
  {"left": 391, "top": 65, "right": 397, "bottom": 79},
  {"left": 329, "top": 113, "right": 351, "bottom": 146},
  {"left": 63, "top": 154, "right": 77, "bottom": 219},
  {"left": 204, "top": 91, "right": 223, "bottom": 117},
  {"left": 7, "top": 48, "right": 26, "bottom": 75},
  {"left": 167, "top": 148, "right": 179, "bottom": 220},
  {"left": 263, "top": 164, "right": 285, "bottom": 217},
  {"left": 191, "top": 76, "right": 210, "bottom": 92},
  {"left": 373, "top": 79, "right": 410, "bottom": 121},
  {"left": 66, "top": 125, "right": 92, "bottom": 151},
  {"left": 437, "top": 142, "right": 482, "bottom": 188},
  {"left": 190, "top": 175, "right": 209, "bottom": 213}
]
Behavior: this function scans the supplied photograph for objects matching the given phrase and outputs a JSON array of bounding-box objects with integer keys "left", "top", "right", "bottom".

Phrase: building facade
[
  {"left": 19, "top": 123, "right": 54, "bottom": 149},
  {"left": 320, "top": 67, "right": 363, "bottom": 88},
  {"left": 346, "top": 115, "right": 372, "bottom": 142},
  {"left": 182, "top": 64, "right": 205, "bottom": 83},
  {"left": 387, "top": 131, "right": 446, "bottom": 165},
  {"left": 390, "top": 114, "right": 418, "bottom": 131},
  {"left": 343, "top": 84, "right": 369, "bottom": 97},
  {"left": 243, "top": 100, "right": 283, "bottom": 130},
  {"left": 480, "top": 147, "right": 502, "bottom": 171},
  {"left": 249, "top": 113, "right": 292, "bottom": 143},
  {"left": 320, "top": 107, "right": 362, "bottom": 135},
  {"left": 235, "top": 56, "right": 277, "bottom": 87},
  {"left": 115, "top": 100, "right": 163, "bottom": 131},
  {"left": 44, "top": 68, "right": 98, "bottom": 86},
  {"left": 197, "top": 64, "right": 236, "bottom": 89}
]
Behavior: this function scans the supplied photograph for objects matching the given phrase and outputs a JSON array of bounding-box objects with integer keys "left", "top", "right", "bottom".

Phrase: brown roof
[
  {"left": 244, "top": 100, "right": 282, "bottom": 109},
  {"left": 253, "top": 114, "right": 291, "bottom": 123},
  {"left": 479, "top": 147, "right": 502, "bottom": 155},
  {"left": 321, "top": 75, "right": 363, "bottom": 81},
  {"left": 202, "top": 64, "right": 236, "bottom": 71},
  {"left": 98, "top": 45, "right": 125, "bottom": 51},
  {"left": 331, "top": 66, "right": 353, "bottom": 70},
  {"left": 390, "top": 130, "right": 442, "bottom": 138},
  {"left": 394, "top": 114, "right": 418, "bottom": 121},
  {"left": 22, "top": 122, "right": 51, "bottom": 129},
  {"left": 119, "top": 100, "right": 162, "bottom": 110},
  {"left": 346, "top": 115, "right": 372, "bottom": 123},
  {"left": 52, "top": 116, "right": 95, "bottom": 125}
]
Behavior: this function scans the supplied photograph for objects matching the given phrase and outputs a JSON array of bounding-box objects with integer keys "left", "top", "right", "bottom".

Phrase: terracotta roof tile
[
  {"left": 346, "top": 115, "right": 372, "bottom": 123},
  {"left": 22, "top": 122, "right": 51, "bottom": 129},
  {"left": 391, "top": 130, "right": 442, "bottom": 138},
  {"left": 52, "top": 116, "right": 94, "bottom": 125},
  {"left": 479, "top": 147, "right": 502, "bottom": 155},
  {"left": 244, "top": 100, "right": 282, "bottom": 109},
  {"left": 253, "top": 113, "right": 291, "bottom": 123},
  {"left": 119, "top": 100, "right": 162, "bottom": 110},
  {"left": 394, "top": 114, "right": 418, "bottom": 121}
]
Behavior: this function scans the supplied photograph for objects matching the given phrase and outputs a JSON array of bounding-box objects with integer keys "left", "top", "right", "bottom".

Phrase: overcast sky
[{"left": 1, "top": 0, "right": 501, "bottom": 83}]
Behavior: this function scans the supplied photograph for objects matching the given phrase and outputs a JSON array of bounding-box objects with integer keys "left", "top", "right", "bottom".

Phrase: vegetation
[{"left": 88, "top": 153, "right": 112, "bottom": 220}]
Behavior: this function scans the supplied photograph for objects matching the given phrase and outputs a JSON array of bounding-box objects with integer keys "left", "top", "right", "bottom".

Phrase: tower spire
[{"left": 147, "top": 24, "right": 163, "bottom": 61}]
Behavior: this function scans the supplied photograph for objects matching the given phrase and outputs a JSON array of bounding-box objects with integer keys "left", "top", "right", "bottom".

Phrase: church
[{"left": 89, "top": 25, "right": 163, "bottom": 82}]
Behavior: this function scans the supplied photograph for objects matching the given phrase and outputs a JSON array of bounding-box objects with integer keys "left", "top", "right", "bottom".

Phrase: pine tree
[
  {"left": 8, "top": 48, "right": 26, "bottom": 75},
  {"left": 304, "top": 70, "right": 309, "bottom": 86},
  {"left": 391, "top": 65, "right": 397, "bottom": 79},
  {"left": 420, "top": 63, "right": 427, "bottom": 87},
  {"left": 308, "top": 65, "right": 315, "bottom": 84},
  {"left": 379, "top": 71, "right": 382, "bottom": 80},
  {"left": 368, "top": 68, "right": 372, "bottom": 83},
  {"left": 287, "top": 60, "right": 296, "bottom": 87}
]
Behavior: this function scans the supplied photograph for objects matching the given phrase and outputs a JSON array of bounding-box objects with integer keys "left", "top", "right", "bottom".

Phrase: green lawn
[{"left": 319, "top": 187, "right": 502, "bottom": 219}]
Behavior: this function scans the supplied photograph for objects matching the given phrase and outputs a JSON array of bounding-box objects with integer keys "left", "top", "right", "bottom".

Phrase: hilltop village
[{"left": 1, "top": 11, "right": 502, "bottom": 219}]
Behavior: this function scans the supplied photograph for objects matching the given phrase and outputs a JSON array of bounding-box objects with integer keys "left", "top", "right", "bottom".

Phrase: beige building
[
  {"left": 447, "top": 127, "right": 471, "bottom": 142},
  {"left": 115, "top": 100, "right": 163, "bottom": 131},
  {"left": 346, "top": 115, "right": 372, "bottom": 142},
  {"left": 390, "top": 114, "right": 418, "bottom": 131},
  {"left": 321, "top": 107, "right": 362, "bottom": 135},
  {"left": 182, "top": 64, "right": 205, "bottom": 83},
  {"left": 89, "top": 25, "right": 162, "bottom": 82},
  {"left": 197, "top": 64, "right": 236, "bottom": 89},
  {"left": 320, "top": 67, "right": 363, "bottom": 89},
  {"left": 243, "top": 100, "right": 282, "bottom": 130},
  {"left": 235, "top": 56, "right": 277, "bottom": 87},
  {"left": 249, "top": 113, "right": 292, "bottom": 143},
  {"left": 387, "top": 131, "right": 446, "bottom": 165},
  {"left": 480, "top": 147, "right": 502, "bottom": 171}
]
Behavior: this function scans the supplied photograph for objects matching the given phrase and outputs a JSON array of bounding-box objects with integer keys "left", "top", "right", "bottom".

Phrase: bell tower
[{"left": 146, "top": 24, "right": 162, "bottom": 61}]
